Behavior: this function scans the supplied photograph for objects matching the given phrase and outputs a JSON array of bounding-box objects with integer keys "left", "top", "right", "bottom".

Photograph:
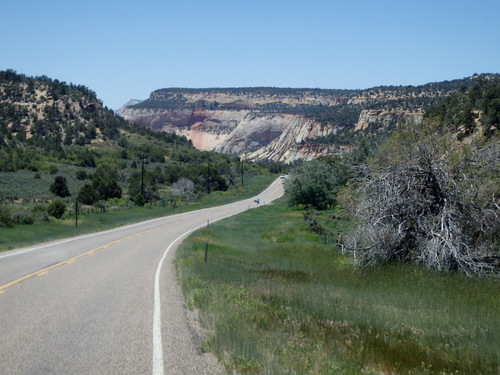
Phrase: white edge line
[{"left": 152, "top": 207, "right": 257, "bottom": 375}]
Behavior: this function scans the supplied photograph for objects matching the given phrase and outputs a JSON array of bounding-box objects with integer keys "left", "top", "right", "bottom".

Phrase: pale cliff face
[
  {"left": 122, "top": 105, "right": 347, "bottom": 163},
  {"left": 355, "top": 110, "right": 424, "bottom": 132},
  {"left": 121, "top": 81, "right": 470, "bottom": 162},
  {"left": 121, "top": 104, "right": 424, "bottom": 163},
  {"left": 121, "top": 89, "right": 354, "bottom": 163},
  {"left": 121, "top": 107, "right": 247, "bottom": 151},
  {"left": 243, "top": 116, "right": 351, "bottom": 163}
]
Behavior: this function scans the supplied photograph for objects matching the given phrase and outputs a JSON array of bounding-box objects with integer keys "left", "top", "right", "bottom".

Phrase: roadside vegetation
[
  {"left": 175, "top": 199, "right": 499, "bottom": 374},
  {"left": 176, "top": 78, "right": 500, "bottom": 374},
  {"left": 0, "top": 172, "right": 277, "bottom": 250},
  {"left": 341, "top": 78, "right": 500, "bottom": 276}
]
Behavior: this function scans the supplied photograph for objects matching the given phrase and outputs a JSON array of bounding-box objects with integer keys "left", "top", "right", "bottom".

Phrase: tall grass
[{"left": 175, "top": 199, "right": 500, "bottom": 374}]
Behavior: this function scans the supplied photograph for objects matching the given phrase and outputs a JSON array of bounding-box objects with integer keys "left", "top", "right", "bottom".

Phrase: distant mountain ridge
[
  {"left": 121, "top": 74, "right": 498, "bottom": 162},
  {"left": 115, "top": 99, "right": 143, "bottom": 116}
]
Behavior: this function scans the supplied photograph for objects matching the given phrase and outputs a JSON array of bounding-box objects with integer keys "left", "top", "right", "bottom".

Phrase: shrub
[
  {"left": 344, "top": 121, "right": 500, "bottom": 275},
  {"left": 48, "top": 164, "right": 59, "bottom": 174},
  {"left": 128, "top": 171, "right": 157, "bottom": 202},
  {"left": 171, "top": 177, "right": 195, "bottom": 196},
  {"left": 49, "top": 175, "right": 71, "bottom": 197},
  {"left": 47, "top": 199, "right": 66, "bottom": 219},
  {"left": 134, "top": 193, "right": 145, "bottom": 207},
  {"left": 77, "top": 184, "right": 98, "bottom": 205},
  {"left": 285, "top": 158, "right": 351, "bottom": 210},
  {"left": 75, "top": 169, "right": 88, "bottom": 180},
  {"left": 0, "top": 205, "right": 13, "bottom": 227},
  {"left": 92, "top": 175, "right": 122, "bottom": 200},
  {"left": 32, "top": 204, "right": 47, "bottom": 214},
  {"left": 19, "top": 214, "right": 35, "bottom": 225}
]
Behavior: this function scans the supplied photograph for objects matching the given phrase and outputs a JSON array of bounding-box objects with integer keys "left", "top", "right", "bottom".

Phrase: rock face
[
  {"left": 122, "top": 106, "right": 346, "bottom": 163},
  {"left": 121, "top": 77, "right": 488, "bottom": 162},
  {"left": 355, "top": 109, "right": 424, "bottom": 132},
  {"left": 121, "top": 107, "right": 245, "bottom": 150},
  {"left": 115, "top": 99, "right": 142, "bottom": 116},
  {"left": 243, "top": 115, "right": 350, "bottom": 163}
]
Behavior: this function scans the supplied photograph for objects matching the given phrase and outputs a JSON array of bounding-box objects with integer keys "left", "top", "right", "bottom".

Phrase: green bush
[
  {"left": 92, "top": 175, "right": 122, "bottom": 200},
  {"left": 32, "top": 204, "right": 47, "bottom": 214},
  {"left": 77, "top": 184, "right": 98, "bottom": 205},
  {"left": 47, "top": 199, "right": 66, "bottom": 219},
  {"left": 284, "top": 158, "right": 351, "bottom": 210},
  {"left": 75, "top": 169, "right": 88, "bottom": 180},
  {"left": 0, "top": 205, "right": 13, "bottom": 227},
  {"left": 48, "top": 164, "right": 59, "bottom": 174},
  {"left": 19, "top": 213, "right": 35, "bottom": 225},
  {"left": 134, "top": 193, "right": 145, "bottom": 207},
  {"left": 49, "top": 175, "right": 71, "bottom": 198}
]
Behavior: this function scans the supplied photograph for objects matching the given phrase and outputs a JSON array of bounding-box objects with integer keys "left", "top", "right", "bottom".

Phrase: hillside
[
  {"left": 0, "top": 70, "right": 192, "bottom": 166},
  {"left": 121, "top": 75, "right": 498, "bottom": 162},
  {"left": 0, "top": 70, "right": 275, "bottom": 226}
]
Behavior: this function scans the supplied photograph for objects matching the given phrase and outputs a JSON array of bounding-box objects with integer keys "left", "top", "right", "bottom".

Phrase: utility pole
[
  {"left": 141, "top": 156, "right": 145, "bottom": 197},
  {"left": 240, "top": 158, "right": 244, "bottom": 187},
  {"left": 206, "top": 157, "right": 211, "bottom": 194}
]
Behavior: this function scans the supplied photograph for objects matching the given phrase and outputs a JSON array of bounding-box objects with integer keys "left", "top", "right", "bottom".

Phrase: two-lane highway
[{"left": 0, "top": 178, "right": 284, "bottom": 374}]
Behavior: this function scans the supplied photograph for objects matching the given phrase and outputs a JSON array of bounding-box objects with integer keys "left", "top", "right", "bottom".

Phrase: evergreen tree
[
  {"left": 49, "top": 176, "right": 71, "bottom": 198},
  {"left": 77, "top": 184, "right": 99, "bottom": 205}
]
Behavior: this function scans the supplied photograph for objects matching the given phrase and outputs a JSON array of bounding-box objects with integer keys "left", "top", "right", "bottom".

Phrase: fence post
[{"left": 205, "top": 240, "right": 208, "bottom": 263}]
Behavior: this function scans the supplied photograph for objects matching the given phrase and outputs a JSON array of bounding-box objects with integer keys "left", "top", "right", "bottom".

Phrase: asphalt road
[{"left": 0, "top": 178, "right": 284, "bottom": 374}]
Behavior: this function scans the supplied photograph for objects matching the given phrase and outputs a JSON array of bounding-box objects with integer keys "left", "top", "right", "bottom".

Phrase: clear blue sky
[{"left": 2, "top": 0, "right": 499, "bottom": 109}]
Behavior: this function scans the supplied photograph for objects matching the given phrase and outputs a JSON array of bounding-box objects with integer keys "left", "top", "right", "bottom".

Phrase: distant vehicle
[{"left": 280, "top": 174, "right": 286, "bottom": 179}]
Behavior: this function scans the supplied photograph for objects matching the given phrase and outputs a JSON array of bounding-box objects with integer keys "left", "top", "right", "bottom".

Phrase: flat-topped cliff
[{"left": 121, "top": 75, "right": 495, "bottom": 162}]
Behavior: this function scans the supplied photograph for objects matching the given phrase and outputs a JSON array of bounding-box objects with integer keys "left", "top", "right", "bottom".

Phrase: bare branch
[{"left": 344, "top": 138, "right": 499, "bottom": 276}]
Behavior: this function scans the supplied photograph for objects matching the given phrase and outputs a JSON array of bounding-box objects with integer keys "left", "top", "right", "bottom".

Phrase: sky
[{"left": 2, "top": 0, "right": 499, "bottom": 110}]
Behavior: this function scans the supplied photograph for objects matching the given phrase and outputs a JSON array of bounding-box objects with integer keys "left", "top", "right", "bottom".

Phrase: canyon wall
[
  {"left": 121, "top": 78, "right": 485, "bottom": 162},
  {"left": 121, "top": 106, "right": 345, "bottom": 163}
]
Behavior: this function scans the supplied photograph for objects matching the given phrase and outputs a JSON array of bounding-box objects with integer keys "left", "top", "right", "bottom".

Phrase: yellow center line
[{"left": 0, "top": 224, "right": 169, "bottom": 294}]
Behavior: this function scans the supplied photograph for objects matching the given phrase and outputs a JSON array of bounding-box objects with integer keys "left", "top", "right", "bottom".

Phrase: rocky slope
[
  {"left": 121, "top": 75, "right": 495, "bottom": 163},
  {"left": 354, "top": 109, "right": 424, "bottom": 132},
  {"left": 115, "top": 99, "right": 142, "bottom": 116}
]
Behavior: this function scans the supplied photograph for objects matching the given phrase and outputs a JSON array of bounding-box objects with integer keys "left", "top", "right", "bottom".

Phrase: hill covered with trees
[
  {"left": 0, "top": 70, "right": 281, "bottom": 229},
  {"left": 0, "top": 69, "right": 192, "bottom": 170}
]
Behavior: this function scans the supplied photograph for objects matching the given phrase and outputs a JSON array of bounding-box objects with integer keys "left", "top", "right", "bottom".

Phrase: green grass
[
  {"left": 0, "top": 173, "right": 276, "bottom": 251},
  {"left": 175, "top": 199, "right": 500, "bottom": 375}
]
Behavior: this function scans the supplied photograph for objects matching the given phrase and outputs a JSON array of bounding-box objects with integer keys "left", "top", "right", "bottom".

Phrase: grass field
[
  {"left": 175, "top": 198, "right": 500, "bottom": 374},
  {"left": 0, "top": 173, "right": 276, "bottom": 251}
]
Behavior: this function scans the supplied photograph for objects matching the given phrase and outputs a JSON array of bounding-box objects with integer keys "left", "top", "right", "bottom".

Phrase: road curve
[{"left": 0, "top": 178, "right": 284, "bottom": 374}]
